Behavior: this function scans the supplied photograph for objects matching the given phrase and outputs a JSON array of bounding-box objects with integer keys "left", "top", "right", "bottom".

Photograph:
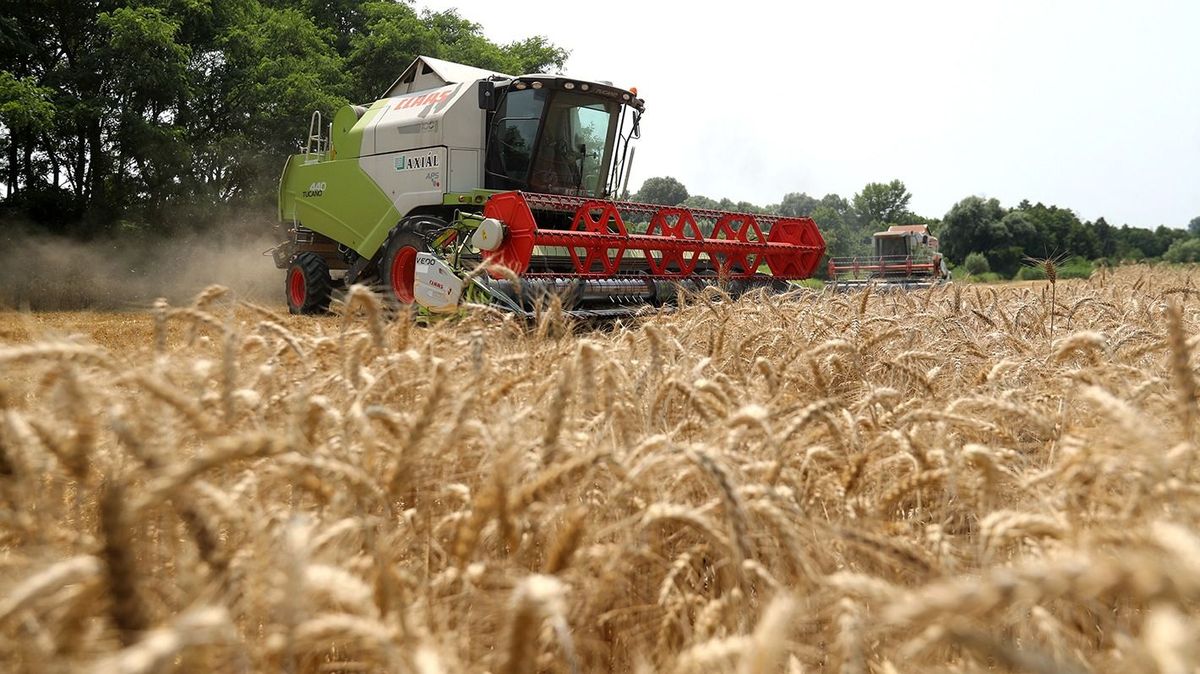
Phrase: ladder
[{"left": 303, "top": 111, "right": 331, "bottom": 163}]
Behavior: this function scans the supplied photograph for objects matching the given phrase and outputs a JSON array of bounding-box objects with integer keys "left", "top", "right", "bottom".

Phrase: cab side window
[{"left": 486, "top": 89, "right": 547, "bottom": 189}]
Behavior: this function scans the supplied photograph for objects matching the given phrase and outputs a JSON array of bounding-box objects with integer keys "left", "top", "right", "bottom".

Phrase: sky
[{"left": 416, "top": 0, "right": 1200, "bottom": 228}]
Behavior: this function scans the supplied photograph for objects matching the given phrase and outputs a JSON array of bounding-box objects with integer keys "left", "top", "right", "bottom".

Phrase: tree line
[
  {"left": 4, "top": 3, "right": 1195, "bottom": 270},
  {"left": 632, "top": 176, "right": 1200, "bottom": 278},
  {"left": 0, "top": 0, "right": 565, "bottom": 235}
]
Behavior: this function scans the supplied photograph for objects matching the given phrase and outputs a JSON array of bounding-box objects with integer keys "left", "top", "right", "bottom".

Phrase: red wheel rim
[
  {"left": 390, "top": 246, "right": 417, "bottom": 303},
  {"left": 288, "top": 267, "right": 306, "bottom": 307}
]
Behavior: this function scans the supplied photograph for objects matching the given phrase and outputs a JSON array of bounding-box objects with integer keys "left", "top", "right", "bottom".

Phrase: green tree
[
  {"left": 734, "top": 200, "right": 767, "bottom": 214},
  {"left": 634, "top": 176, "right": 688, "bottom": 206},
  {"left": 1115, "top": 225, "right": 1155, "bottom": 260},
  {"left": 98, "top": 6, "right": 194, "bottom": 220},
  {"left": 1017, "top": 202, "right": 1109, "bottom": 260},
  {"left": 808, "top": 193, "right": 858, "bottom": 257},
  {"left": 681, "top": 194, "right": 720, "bottom": 210},
  {"left": 346, "top": 2, "right": 443, "bottom": 100},
  {"left": 213, "top": 5, "right": 348, "bottom": 204},
  {"left": 422, "top": 10, "right": 566, "bottom": 77},
  {"left": 997, "top": 210, "right": 1039, "bottom": 257},
  {"left": 1154, "top": 225, "right": 1189, "bottom": 257},
  {"left": 1190, "top": 216, "right": 1200, "bottom": 237},
  {"left": 0, "top": 0, "right": 567, "bottom": 233},
  {"left": 1165, "top": 238, "right": 1200, "bottom": 263},
  {"left": 0, "top": 72, "right": 56, "bottom": 199},
  {"left": 938, "top": 196, "right": 1007, "bottom": 267},
  {"left": 1092, "top": 217, "right": 1116, "bottom": 258},
  {"left": 852, "top": 179, "right": 913, "bottom": 228},
  {"left": 778, "top": 192, "right": 818, "bottom": 218},
  {"left": 500, "top": 35, "right": 570, "bottom": 75}
]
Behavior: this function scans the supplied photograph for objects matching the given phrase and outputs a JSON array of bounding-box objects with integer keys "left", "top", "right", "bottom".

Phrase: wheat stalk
[{"left": 1, "top": 265, "right": 1199, "bottom": 672}]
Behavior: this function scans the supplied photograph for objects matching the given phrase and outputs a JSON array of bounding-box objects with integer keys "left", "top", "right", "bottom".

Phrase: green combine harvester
[{"left": 274, "top": 56, "right": 826, "bottom": 317}]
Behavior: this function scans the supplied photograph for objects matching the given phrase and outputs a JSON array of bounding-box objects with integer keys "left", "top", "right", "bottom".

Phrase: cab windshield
[
  {"left": 486, "top": 88, "right": 621, "bottom": 197},
  {"left": 875, "top": 236, "right": 909, "bottom": 258}
]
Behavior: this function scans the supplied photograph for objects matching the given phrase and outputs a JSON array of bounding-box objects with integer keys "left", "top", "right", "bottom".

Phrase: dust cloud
[{"left": 0, "top": 220, "right": 285, "bottom": 311}]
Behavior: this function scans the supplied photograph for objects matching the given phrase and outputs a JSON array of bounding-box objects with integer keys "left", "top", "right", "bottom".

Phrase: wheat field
[{"left": 2, "top": 266, "right": 1199, "bottom": 673}]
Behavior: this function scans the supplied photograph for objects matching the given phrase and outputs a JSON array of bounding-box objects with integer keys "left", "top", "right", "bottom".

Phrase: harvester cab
[
  {"left": 826, "top": 224, "right": 949, "bottom": 289},
  {"left": 479, "top": 76, "right": 640, "bottom": 198},
  {"left": 275, "top": 56, "right": 825, "bottom": 317}
]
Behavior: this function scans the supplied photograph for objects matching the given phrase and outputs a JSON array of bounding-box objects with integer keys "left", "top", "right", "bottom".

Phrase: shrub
[
  {"left": 1164, "top": 238, "right": 1200, "bottom": 264},
  {"left": 1015, "top": 257, "right": 1092, "bottom": 281},
  {"left": 1058, "top": 256, "right": 1093, "bottom": 279},
  {"left": 1014, "top": 265, "right": 1047, "bottom": 281},
  {"left": 962, "top": 252, "right": 990, "bottom": 276},
  {"left": 974, "top": 271, "right": 1003, "bottom": 283}
]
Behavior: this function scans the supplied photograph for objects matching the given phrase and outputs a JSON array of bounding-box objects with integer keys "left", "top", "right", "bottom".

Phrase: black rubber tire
[
  {"left": 380, "top": 217, "right": 444, "bottom": 306},
  {"left": 285, "top": 252, "right": 333, "bottom": 314}
]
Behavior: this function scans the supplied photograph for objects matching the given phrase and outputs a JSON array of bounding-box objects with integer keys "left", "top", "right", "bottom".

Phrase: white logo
[{"left": 303, "top": 181, "right": 326, "bottom": 197}]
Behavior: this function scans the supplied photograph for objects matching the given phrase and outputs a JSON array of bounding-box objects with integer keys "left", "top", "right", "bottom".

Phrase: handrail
[{"left": 304, "top": 110, "right": 326, "bottom": 162}]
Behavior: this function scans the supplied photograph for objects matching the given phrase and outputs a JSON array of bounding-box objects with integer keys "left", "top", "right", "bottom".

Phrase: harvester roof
[
  {"left": 382, "top": 56, "right": 645, "bottom": 112},
  {"left": 383, "top": 55, "right": 511, "bottom": 97},
  {"left": 874, "top": 224, "right": 931, "bottom": 238}
]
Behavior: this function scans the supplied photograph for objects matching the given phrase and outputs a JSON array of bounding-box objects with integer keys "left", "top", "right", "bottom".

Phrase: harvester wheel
[
  {"left": 286, "top": 252, "right": 333, "bottom": 314},
  {"left": 382, "top": 226, "right": 431, "bottom": 305}
]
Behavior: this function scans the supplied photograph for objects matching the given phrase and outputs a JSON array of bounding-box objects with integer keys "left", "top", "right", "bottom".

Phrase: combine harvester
[
  {"left": 273, "top": 56, "right": 825, "bottom": 317},
  {"left": 826, "top": 224, "right": 950, "bottom": 289}
]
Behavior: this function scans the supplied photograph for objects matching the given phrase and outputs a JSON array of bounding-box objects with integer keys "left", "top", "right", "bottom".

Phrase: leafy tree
[
  {"left": 681, "top": 194, "right": 719, "bottom": 210},
  {"left": 634, "top": 176, "right": 688, "bottom": 206},
  {"left": 807, "top": 193, "right": 858, "bottom": 258},
  {"left": 346, "top": 2, "right": 444, "bottom": 100},
  {"left": 214, "top": 5, "right": 348, "bottom": 202},
  {"left": 0, "top": 72, "right": 56, "bottom": 199},
  {"left": 938, "top": 195, "right": 1006, "bottom": 266},
  {"left": 1154, "top": 225, "right": 1189, "bottom": 258},
  {"left": 1016, "top": 201, "right": 1050, "bottom": 248},
  {"left": 499, "top": 35, "right": 570, "bottom": 75},
  {"left": 0, "top": 0, "right": 567, "bottom": 233},
  {"left": 422, "top": 10, "right": 566, "bottom": 77},
  {"left": 962, "top": 252, "right": 990, "bottom": 276},
  {"left": 986, "top": 210, "right": 1040, "bottom": 275},
  {"left": 98, "top": 6, "right": 194, "bottom": 217},
  {"left": 1016, "top": 202, "right": 1087, "bottom": 258},
  {"left": 852, "top": 179, "right": 913, "bottom": 228},
  {"left": 1164, "top": 238, "right": 1200, "bottom": 263},
  {"left": 1116, "top": 225, "right": 1155, "bottom": 260},
  {"left": 819, "top": 193, "right": 851, "bottom": 216},
  {"left": 778, "top": 192, "right": 818, "bottom": 218},
  {"left": 1190, "top": 216, "right": 1200, "bottom": 237},
  {"left": 0, "top": 73, "right": 55, "bottom": 135},
  {"left": 734, "top": 200, "right": 767, "bottom": 214},
  {"left": 1092, "top": 217, "right": 1116, "bottom": 258}
]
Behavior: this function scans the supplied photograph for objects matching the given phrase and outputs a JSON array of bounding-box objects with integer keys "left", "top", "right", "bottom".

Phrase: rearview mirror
[{"left": 478, "top": 81, "right": 497, "bottom": 111}]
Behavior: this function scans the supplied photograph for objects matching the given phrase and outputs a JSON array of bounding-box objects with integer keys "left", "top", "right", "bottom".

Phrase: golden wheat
[{"left": 1, "top": 265, "right": 1200, "bottom": 672}]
